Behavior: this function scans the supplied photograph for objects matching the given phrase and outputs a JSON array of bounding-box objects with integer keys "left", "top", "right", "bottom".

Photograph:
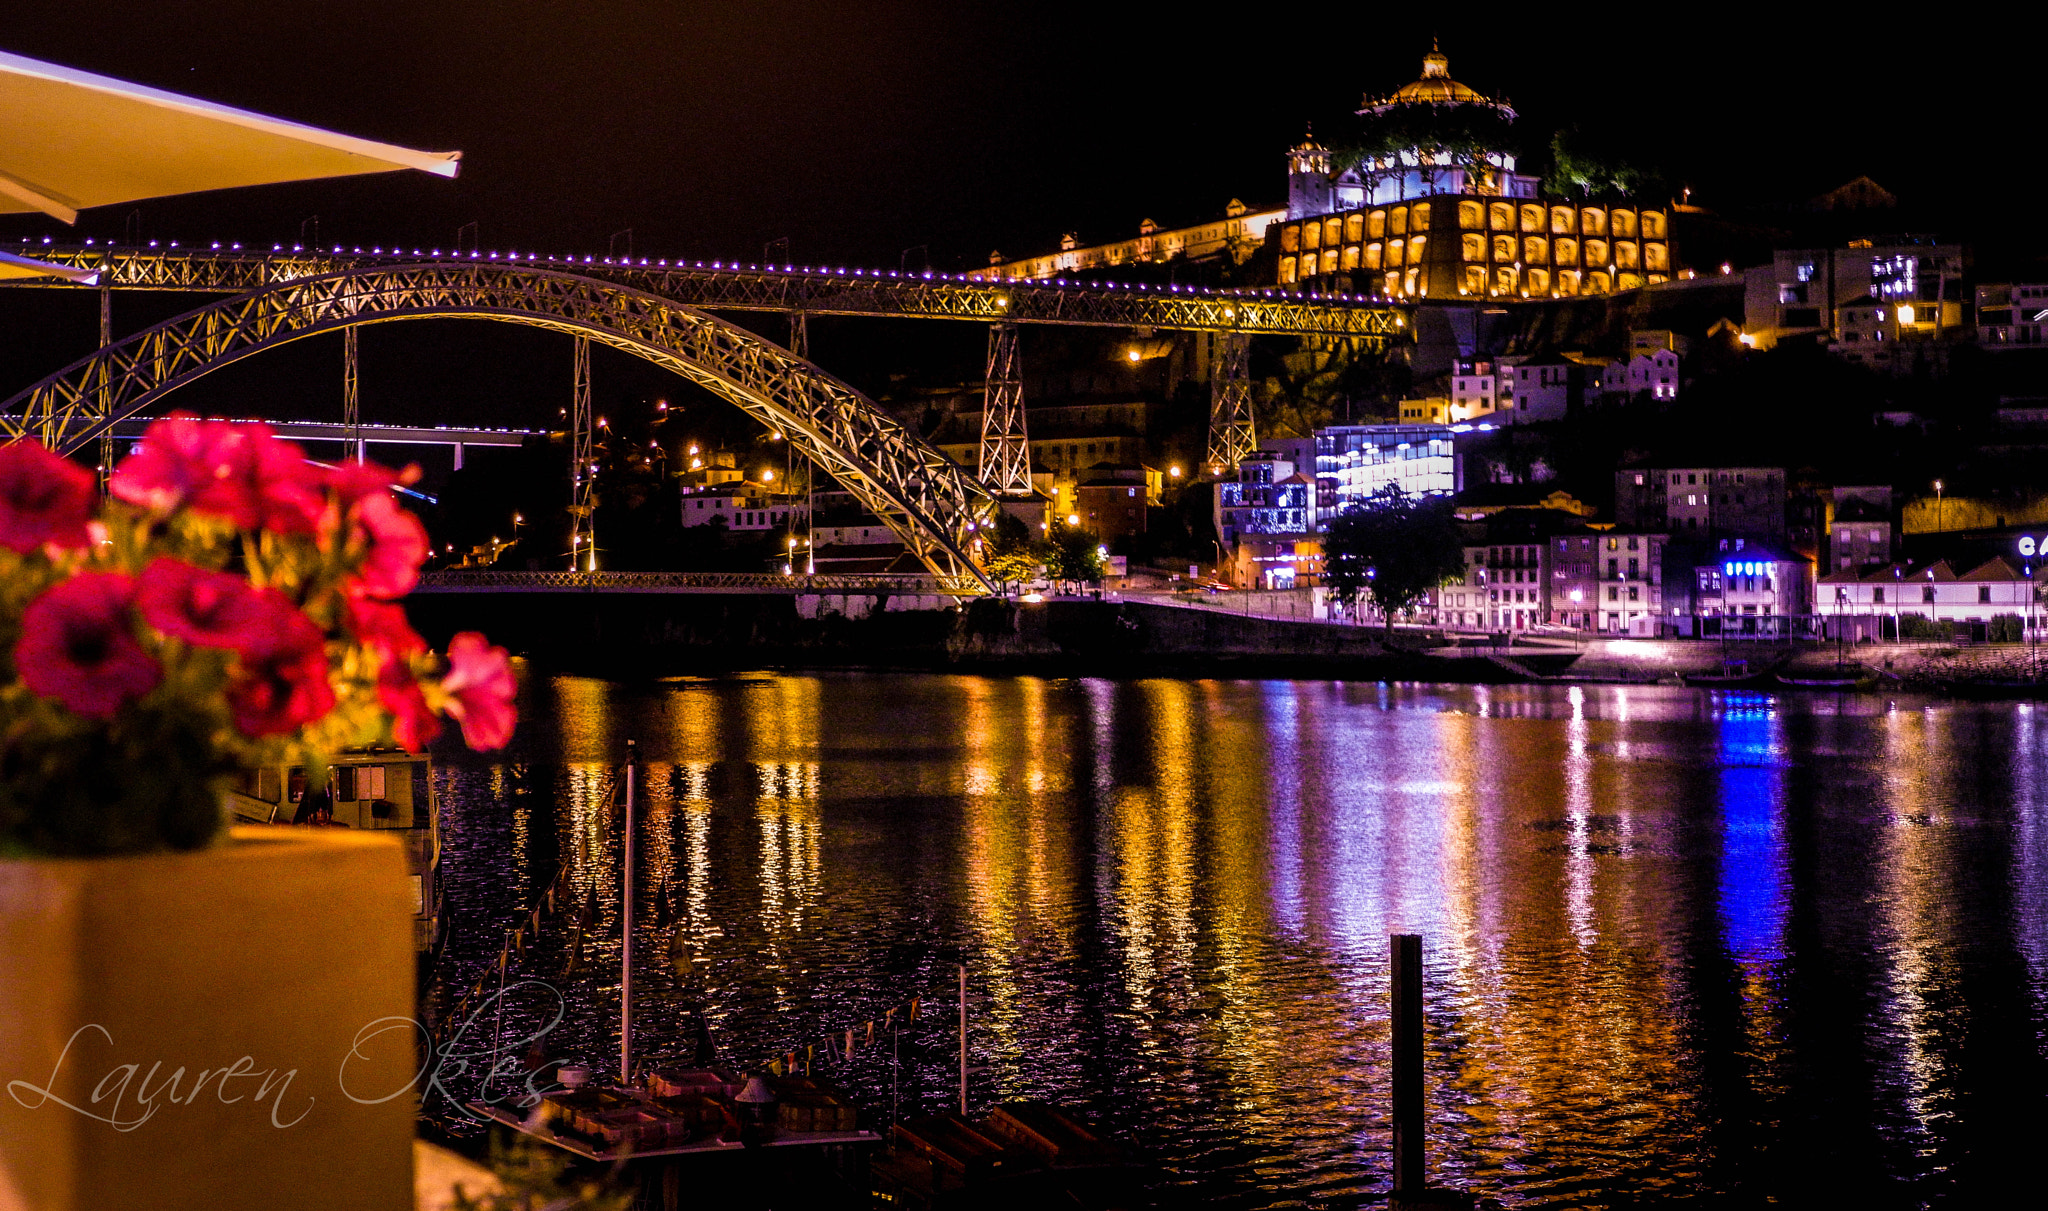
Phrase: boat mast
[{"left": 621, "top": 739, "right": 638, "bottom": 1085}]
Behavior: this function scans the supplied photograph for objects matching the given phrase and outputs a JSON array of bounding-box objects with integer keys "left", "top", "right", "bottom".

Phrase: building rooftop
[{"left": 1361, "top": 43, "right": 1509, "bottom": 114}]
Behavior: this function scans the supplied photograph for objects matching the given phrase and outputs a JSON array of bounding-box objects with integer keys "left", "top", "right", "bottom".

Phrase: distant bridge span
[
  {"left": 0, "top": 245, "right": 1410, "bottom": 571},
  {"left": 0, "top": 261, "right": 993, "bottom": 586},
  {"left": 2, "top": 244, "right": 1407, "bottom": 339}
]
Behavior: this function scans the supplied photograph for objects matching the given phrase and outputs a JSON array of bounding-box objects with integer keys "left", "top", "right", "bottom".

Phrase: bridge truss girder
[
  {"left": 4, "top": 247, "right": 1405, "bottom": 341},
  {"left": 0, "top": 263, "right": 995, "bottom": 590}
]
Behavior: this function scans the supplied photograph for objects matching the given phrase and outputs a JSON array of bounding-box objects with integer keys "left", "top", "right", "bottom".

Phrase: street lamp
[{"left": 1933, "top": 479, "right": 1944, "bottom": 532}]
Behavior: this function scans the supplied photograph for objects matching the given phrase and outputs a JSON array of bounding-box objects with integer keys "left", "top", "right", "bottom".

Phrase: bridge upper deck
[{"left": 3, "top": 243, "right": 1406, "bottom": 340}]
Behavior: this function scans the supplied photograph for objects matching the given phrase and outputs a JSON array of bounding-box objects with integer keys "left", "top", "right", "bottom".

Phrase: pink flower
[
  {"left": 349, "top": 493, "right": 430, "bottom": 600},
  {"left": 344, "top": 596, "right": 426, "bottom": 658},
  {"left": 346, "top": 596, "right": 438, "bottom": 749},
  {"left": 325, "top": 459, "right": 420, "bottom": 508},
  {"left": 378, "top": 659, "right": 441, "bottom": 751},
  {"left": 197, "top": 424, "right": 321, "bottom": 535},
  {"left": 134, "top": 557, "right": 303, "bottom": 654},
  {"left": 108, "top": 413, "right": 220, "bottom": 514},
  {"left": 14, "top": 573, "right": 161, "bottom": 719},
  {"left": 0, "top": 439, "right": 96, "bottom": 555},
  {"left": 109, "top": 414, "right": 322, "bottom": 533},
  {"left": 440, "top": 631, "right": 516, "bottom": 750},
  {"left": 225, "top": 610, "right": 335, "bottom": 737}
]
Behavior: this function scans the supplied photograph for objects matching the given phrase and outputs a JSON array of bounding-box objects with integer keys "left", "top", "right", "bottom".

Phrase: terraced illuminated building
[{"left": 1271, "top": 46, "right": 1677, "bottom": 301}]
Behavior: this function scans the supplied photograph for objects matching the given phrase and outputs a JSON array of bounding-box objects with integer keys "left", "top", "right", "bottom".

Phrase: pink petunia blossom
[
  {"left": 225, "top": 609, "right": 335, "bottom": 737},
  {"left": 108, "top": 413, "right": 222, "bottom": 514},
  {"left": 0, "top": 439, "right": 96, "bottom": 555},
  {"left": 203, "top": 424, "right": 322, "bottom": 535},
  {"left": 377, "top": 658, "right": 440, "bottom": 751},
  {"left": 325, "top": 458, "right": 420, "bottom": 508},
  {"left": 343, "top": 596, "right": 426, "bottom": 658},
  {"left": 134, "top": 557, "right": 305, "bottom": 655},
  {"left": 439, "top": 631, "right": 516, "bottom": 750},
  {"left": 348, "top": 492, "right": 430, "bottom": 600},
  {"left": 109, "top": 414, "right": 323, "bottom": 534},
  {"left": 14, "top": 573, "right": 161, "bottom": 719}
]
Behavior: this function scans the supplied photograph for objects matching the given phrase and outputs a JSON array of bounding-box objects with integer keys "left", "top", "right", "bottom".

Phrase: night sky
[
  {"left": 1, "top": 5, "right": 2039, "bottom": 437},
  {"left": 6, "top": 4, "right": 2036, "bottom": 263}
]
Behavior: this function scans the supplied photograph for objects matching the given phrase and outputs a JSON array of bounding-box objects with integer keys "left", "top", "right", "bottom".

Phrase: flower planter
[{"left": 0, "top": 826, "right": 416, "bottom": 1211}]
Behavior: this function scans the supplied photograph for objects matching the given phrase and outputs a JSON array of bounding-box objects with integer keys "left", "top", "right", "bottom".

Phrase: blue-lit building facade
[
  {"left": 1315, "top": 425, "right": 1458, "bottom": 525},
  {"left": 1213, "top": 426, "right": 1459, "bottom": 589},
  {"left": 1217, "top": 452, "right": 1315, "bottom": 544}
]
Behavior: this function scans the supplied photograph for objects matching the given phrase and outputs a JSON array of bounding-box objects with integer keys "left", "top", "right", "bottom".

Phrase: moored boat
[
  {"left": 1775, "top": 667, "right": 1879, "bottom": 690},
  {"left": 1681, "top": 658, "right": 1783, "bottom": 689},
  {"left": 227, "top": 748, "right": 440, "bottom": 952}
]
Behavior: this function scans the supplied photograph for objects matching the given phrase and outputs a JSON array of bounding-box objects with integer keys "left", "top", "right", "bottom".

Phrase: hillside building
[
  {"left": 1616, "top": 467, "right": 1787, "bottom": 540},
  {"left": 1741, "top": 240, "right": 1969, "bottom": 352},
  {"left": 1976, "top": 283, "right": 2048, "bottom": 347},
  {"left": 1691, "top": 547, "right": 1813, "bottom": 631},
  {"left": 970, "top": 201, "right": 1282, "bottom": 284}
]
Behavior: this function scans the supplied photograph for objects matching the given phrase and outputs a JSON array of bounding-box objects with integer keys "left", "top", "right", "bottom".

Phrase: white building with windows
[
  {"left": 1977, "top": 283, "right": 2048, "bottom": 347},
  {"left": 1818, "top": 557, "right": 2042, "bottom": 633},
  {"left": 1691, "top": 550, "right": 1813, "bottom": 630},
  {"left": 1597, "top": 349, "right": 1681, "bottom": 401},
  {"left": 680, "top": 482, "right": 802, "bottom": 532}
]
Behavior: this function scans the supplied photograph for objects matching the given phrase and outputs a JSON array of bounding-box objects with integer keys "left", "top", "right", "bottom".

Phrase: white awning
[
  {"left": 0, "top": 49, "right": 460, "bottom": 224},
  {"left": 0, "top": 247, "right": 97, "bottom": 283}
]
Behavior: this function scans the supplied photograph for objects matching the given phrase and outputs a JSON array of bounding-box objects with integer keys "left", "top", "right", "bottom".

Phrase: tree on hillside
[
  {"left": 984, "top": 552, "right": 1041, "bottom": 596},
  {"left": 1252, "top": 342, "right": 1412, "bottom": 437},
  {"left": 1548, "top": 126, "right": 1667, "bottom": 200},
  {"left": 1046, "top": 523, "right": 1105, "bottom": 589},
  {"left": 1322, "top": 484, "right": 1466, "bottom": 634},
  {"left": 987, "top": 508, "right": 1036, "bottom": 555}
]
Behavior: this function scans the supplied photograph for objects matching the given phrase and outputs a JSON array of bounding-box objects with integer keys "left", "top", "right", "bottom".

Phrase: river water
[{"left": 429, "top": 672, "right": 2048, "bottom": 1207}]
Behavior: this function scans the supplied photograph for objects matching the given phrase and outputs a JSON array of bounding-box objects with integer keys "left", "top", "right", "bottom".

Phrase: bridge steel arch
[{"left": 0, "top": 263, "right": 996, "bottom": 589}]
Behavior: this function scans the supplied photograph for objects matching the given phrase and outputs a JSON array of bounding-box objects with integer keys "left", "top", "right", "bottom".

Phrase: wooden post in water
[
  {"left": 958, "top": 963, "right": 968, "bottom": 1116},
  {"left": 621, "top": 740, "right": 638, "bottom": 1085},
  {"left": 1391, "top": 933, "right": 1424, "bottom": 1199}
]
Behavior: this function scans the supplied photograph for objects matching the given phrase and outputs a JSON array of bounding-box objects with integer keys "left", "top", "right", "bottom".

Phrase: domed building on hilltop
[
  {"left": 1289, "top": 43, "right": 1535, "bottom": 219},
  {"left": 1276, "top": 44, "right": 1675, "bottom": 302}
]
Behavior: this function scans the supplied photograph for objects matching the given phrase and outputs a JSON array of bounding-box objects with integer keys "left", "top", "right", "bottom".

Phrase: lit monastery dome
[{"left": 1360, "top": 43, "right": 1513, "bottom": 117}]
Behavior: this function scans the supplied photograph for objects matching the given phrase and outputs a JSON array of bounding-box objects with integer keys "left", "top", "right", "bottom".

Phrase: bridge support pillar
[
  {"left": 96, "top": 277, "right": 113, "bottom": 489},
  {"left": 788, "top": 312, "right": 808, "bottom": 360},
  {"left": 343, "top": 325, "right": 361, "bottom": 458},
  {"left": 569, "top": 336, "right": 594, "bottom": 571},
  {"left": 1205, "top": 332, "right": 1254, "bottom": 475},
  {"left": 978, "top": 324, "right": 1031, "bottom": 496}
]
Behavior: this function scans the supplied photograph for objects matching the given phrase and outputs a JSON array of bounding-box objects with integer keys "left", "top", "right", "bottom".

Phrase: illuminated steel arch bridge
[{"left": 0, "top": 245, "right": 1407, "bottom": 584}]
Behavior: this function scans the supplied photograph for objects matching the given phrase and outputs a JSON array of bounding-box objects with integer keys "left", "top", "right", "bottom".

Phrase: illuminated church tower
[{"left": 1286, "top": 128, "right": 1334, "bottom": 220}]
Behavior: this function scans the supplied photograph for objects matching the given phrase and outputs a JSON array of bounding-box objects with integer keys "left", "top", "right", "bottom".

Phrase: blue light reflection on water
[
  {"left": 1714, "top": 692, "right": 1786, "bottom": 963},
  {"left": 427, "top": 674, "right": 2048, "bottom": 1207}
]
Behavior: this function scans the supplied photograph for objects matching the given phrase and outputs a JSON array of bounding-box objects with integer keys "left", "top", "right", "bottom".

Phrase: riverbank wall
[
  {"left": 404, "top": 592, "right": 1519, "bottom": 680},
  {"left": 404, "top": 590, "right": 2048, "bottom": 692}
]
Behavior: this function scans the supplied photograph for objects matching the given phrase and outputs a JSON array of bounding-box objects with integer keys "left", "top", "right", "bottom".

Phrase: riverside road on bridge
[
  {"left": 0, "top": 243, "right": 1410, "bottom": 587},
  {"left": 413, "top": 570, "right": 984, "bottom": 596}
]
